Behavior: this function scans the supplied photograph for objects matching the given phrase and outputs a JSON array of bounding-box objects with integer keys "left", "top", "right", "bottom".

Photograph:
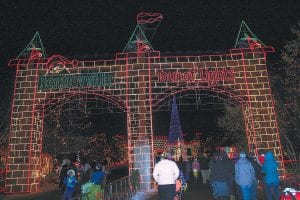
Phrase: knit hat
[
  {"left": 161, "top": 152, "right": 167, "bottom": 158},
  {"left": 239, "top": 151, "right": 247, "bottom": 158},
  {"left": 62, "top": 159, "right": 67, "bottom": 165},
  {"left": 161, "top": 152, "right": 172, "bottom": 159},
  {"left": 95, "top": 163, "right": 102, "bottom": 170},
  {"left": 67, "top": 169, "right": 75, "bottom": 176}
]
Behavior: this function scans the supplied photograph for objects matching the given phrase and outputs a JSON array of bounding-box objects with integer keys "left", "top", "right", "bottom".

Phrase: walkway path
[
  {"left": 4, "top": 181, "right": 265, "bottom": 200},
  {"left": 141, "top": 181, "right": 265, "bottom": 200},
  {"left": 5, "top": 182, "right": 62, "bottom": 200},
  {"left": 5, "top": 181, "right": 214, "bottom": 200},
  {"left": 141, "top": 181, "right": 214, "bottom": 200}
]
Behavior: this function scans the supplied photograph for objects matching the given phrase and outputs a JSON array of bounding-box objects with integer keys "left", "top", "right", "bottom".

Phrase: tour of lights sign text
[{"left": 157, "top": 67, "right": 235, "bottom": 86}]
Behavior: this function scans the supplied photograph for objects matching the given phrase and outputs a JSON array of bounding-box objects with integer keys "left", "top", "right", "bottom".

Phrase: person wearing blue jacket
[
  {"left": 90, "top": 163, "right": 106, "bottom": 186},
  {"left": 235, "top": 151, "right": 256, "bottom": 200},
  {"left": 62, "top": 169, "right": 77, "bottom": 200},
  {"left": 262, "top": 151, "right": 280, "bottom": 200}
]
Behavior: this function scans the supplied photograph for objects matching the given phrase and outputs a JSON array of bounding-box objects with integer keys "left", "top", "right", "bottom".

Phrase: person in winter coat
[
  {"left": 235, "top": 151, "right": 256, "bottom": 200},
  {"left": 211, "top": 152, "right": 232, "bottom": 200},
  {"left": 185, "top": 158, "right": 191, "bottom": 183},
  {"left": 153, "top": 153, "right": 180, "bottom": 200},
  {"left": 90, "top": 163, "right": 106, "bottom": 186},
  {"left": 262, "top": 151, "right": 280, "bottom": 200},
  {"left": 192, "top": 158, "right": 200, "bottom": 182},
  {"left": 199, "top": 153, "right": 210, "bottom": 185},
  {"left": 248, "top": 152, "right": 263, "bottom": 200},
  {"left": 62, "top": 169, "right": 77, "bottom": 200},
  {"left": 220, "top": 152, "right": 235, "bottom": 198},
  {"left": 59, "top": 159, "right": 70, "bottom": 192},
  {"left": 209, "top": 152, "right": 221, "bottom": 176}
]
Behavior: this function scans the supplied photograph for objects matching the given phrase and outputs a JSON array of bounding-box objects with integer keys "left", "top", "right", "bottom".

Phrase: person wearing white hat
[
  {"left": 153, "top": 152, "right": 180, "bottom": 200},
  {"left": 62, "top": 169, "right": 77, "bottom": 200}
]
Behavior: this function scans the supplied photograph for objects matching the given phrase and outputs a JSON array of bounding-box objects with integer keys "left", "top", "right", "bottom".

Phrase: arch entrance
[
  {"left": 40, "top": 92, "right": 126, "bottom": 157},
  {"left": 5, "top": 15, "right": 283, "bottom": 193}
]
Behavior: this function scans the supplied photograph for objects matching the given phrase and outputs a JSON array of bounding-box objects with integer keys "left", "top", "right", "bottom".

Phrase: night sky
[
  {"left": 0, "top": 0, "right": 299, "bottom": 67},
  {"left": 0, "top": 1, "right": 299, "bottom": 141}
]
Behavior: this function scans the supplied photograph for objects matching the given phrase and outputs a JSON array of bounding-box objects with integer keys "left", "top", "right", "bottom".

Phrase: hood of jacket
[{"left": 264, "top": 151, "right": 278, "bottom": 168}]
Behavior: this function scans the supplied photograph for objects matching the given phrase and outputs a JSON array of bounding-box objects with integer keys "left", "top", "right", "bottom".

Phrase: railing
[{"left": 104, "top": 170, "right": 140, "bottom": 200}]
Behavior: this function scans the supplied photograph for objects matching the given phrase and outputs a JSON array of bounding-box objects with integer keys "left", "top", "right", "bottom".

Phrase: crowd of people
[
  {"left": 55, "top": 159, "right": 107, "bottom": 200},
  {"left": 153, "top": 149, "right": 280, "bottom": 200},
  {"left": 55, "top": 149, "right": 281, "bottom": 200}
]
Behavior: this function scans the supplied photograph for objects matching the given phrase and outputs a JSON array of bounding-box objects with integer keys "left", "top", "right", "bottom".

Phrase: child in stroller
[{"left": 174, "top": 170, "right": 188, "bottom": 200}]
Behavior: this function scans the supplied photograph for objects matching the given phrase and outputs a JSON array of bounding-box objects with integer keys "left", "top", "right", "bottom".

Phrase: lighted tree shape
[
  {"left": 167, "top": 96, "right": 184, "bottom": 159},
  {"left": 168, "top": 96, "right": 184, "bottom": 145}
]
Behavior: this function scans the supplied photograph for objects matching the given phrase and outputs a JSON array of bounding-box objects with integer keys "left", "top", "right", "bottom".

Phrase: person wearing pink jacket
[{"left": 192, "top": 158, "right": 200, "bottom": 182}]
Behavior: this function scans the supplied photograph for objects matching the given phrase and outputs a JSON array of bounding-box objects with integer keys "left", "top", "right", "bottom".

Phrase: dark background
[
  {"left": 0, "top": 0, "right": 299, "bottom": 142},
  {"left": 0, "top": 0, "right": 299, "bottom": 66}
]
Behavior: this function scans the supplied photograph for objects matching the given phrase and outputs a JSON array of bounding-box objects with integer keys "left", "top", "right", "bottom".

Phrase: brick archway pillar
[
  {"left": 119, "top": 52, "right": 159, "bottom": 190},
  {"left": 232, "top": 48, "right": 284, "bottom": 173},
  {"left": 5, "top": 59, "right": 43, "bottom": 193}
]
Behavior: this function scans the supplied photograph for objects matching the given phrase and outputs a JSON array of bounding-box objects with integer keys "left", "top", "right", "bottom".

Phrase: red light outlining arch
[
  {"left": 35, "top": 91, "right": 126, "bottom": 113},
  {"left": 152, "top": 87, "right": 254, "bottom": 152},
  {"left": 5, "top": 44, "right": 284, "bottom": 193},
  {"left": 152, "top": 86, "right": 246, "bottom": 111}
]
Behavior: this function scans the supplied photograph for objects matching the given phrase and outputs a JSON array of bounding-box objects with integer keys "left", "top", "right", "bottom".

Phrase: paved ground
[
  {"left": 143, "top": 181, "right": 266, "bottom": 200},
  {"left": 3, "top": 180, "right": 265, "bottom": 200},
  {"left": 4, "top": 181, "right": 214, "bottom": 200},
  {"left": 143, "top": 181, "right": 214, "bottom": 200},
  {"left": 180, "top": 181, "right": 214, "bottom": 200},
  {"left": 5, "top": 182, "right": 62, "bottom": 200}
]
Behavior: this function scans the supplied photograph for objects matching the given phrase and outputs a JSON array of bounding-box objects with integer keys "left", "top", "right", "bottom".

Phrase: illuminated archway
[
  {"left": 5, "top": 31, "right": 283, "bottom": 193},
  {"left": 153, "top": 87, "right": 251, "bottom": 149}
]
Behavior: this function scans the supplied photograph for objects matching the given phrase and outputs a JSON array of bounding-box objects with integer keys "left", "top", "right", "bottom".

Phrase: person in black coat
[
  {"left": 210, "top": 152, "right": 233, "bottom": 200},
  {"left": 198, "top": 153, "right": 210, "bottom": 184},
  {"left": 59, "top": 159, "right": 70, "bottom": 192},
  {"left": 248, "top": 152, "right": 263, "bottom": 200}
]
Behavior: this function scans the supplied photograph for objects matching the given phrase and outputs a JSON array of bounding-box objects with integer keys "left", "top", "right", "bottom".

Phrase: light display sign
[
  {"left": 38, "top": 72, "right": 114, "bottom": 91},
  {"left": 157, "top": 67, "right": 235, "bottom": 86}
]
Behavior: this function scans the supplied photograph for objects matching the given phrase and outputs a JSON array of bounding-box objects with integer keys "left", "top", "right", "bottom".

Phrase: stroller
[
  {"left": 280, "top": 188, "right": 300, "bottom": 200},
  {"left": 174, "top": 170, "right": 188, "bottom": 200}
]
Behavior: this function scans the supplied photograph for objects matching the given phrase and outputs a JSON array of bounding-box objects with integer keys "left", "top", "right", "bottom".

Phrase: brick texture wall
[{"left": 6, "top": 47, "right": 283, "bottom": 193}]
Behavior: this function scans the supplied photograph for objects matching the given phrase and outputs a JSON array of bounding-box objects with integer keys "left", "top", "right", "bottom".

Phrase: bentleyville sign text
[
  {"left": 157, "top": 67, "right": 235, "bottom": 86},
  {"left": 38, "top": 72, "right": 114, "bottom": 91}
]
